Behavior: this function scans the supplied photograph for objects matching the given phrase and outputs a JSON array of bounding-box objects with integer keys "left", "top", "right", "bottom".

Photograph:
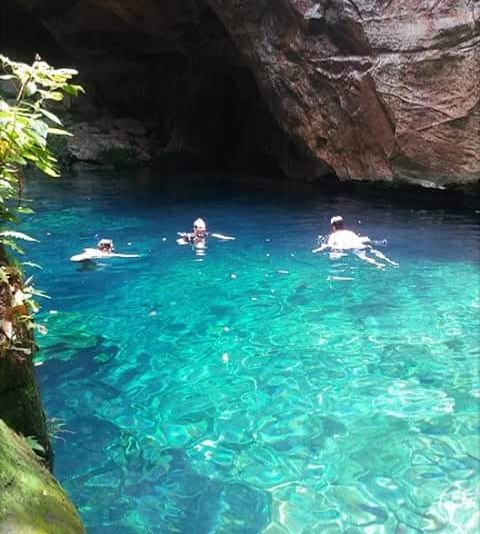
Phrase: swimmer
[
  {"left": 176, "top": 218, "right": 235, "bottom": 249},
  {"left": 312, "top": 216, "right": 398, "bottom": 268},
  {"left": 70, "top": 238, "right": 140, "bottom": 262}
]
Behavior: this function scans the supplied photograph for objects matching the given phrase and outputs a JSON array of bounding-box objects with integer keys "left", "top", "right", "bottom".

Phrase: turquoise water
[{"left": 22, "top": 170, "right": 479, "bottom": 533}]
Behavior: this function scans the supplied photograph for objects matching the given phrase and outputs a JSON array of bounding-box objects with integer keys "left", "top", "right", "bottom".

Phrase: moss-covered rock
[
  {"left": 0, "top": 420, "right": 85, "bottom": 533},
  {"left": 0, "top": 344, "right": 52, "bottom": 466}
]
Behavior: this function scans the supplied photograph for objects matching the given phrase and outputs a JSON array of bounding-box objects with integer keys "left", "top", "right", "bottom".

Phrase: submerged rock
[{"left": 0, "top": 420, "right": 85, "bottom": 533}]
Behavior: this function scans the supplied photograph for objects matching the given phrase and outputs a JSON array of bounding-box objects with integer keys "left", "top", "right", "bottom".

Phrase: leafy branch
[{"left": 0, "top": 54, "right": 83, "bottom": 341}]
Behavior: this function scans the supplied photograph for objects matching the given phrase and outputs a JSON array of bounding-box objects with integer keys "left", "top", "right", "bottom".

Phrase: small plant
[
  {"left": 0, "top": 54, "right": 83, "bottom": 338},
  {"left": 24, "top": 435, "right": 46, "bottom": 454},
  {"left": 46, "top": 417, "right": 74, "bottom": 442}
]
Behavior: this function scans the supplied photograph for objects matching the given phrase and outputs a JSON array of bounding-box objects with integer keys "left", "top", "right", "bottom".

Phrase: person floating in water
[
  {"left": 176, "top": 218, "right": 235, "bottom": 250},
  {"left": 312, "top": 215, "right": 398, "bottom": 268},
  {"left": 70, "top": 238, "right": 140, "bottom": 262}
]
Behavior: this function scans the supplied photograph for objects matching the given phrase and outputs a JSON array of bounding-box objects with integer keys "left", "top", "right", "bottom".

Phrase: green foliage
[
  {"left": 0, "top": 54, "right": 83, "bottom": 221},
  {"left": 0, "top": 55, "right": 82, "bottom": 321},
  {"left": 25, "top": 435, "right": 46, "bottom": 454},
  {"left": 47, "top": 416, "right": 74, "bottom": 442}
]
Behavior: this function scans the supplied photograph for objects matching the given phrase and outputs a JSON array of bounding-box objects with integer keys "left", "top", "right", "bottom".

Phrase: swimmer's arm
[
  {"left": 210, "top": 233, "right": 235, "bottom": 241},
  {"left": 177, "top": 232, "right": 194, "bottom": 245},
  {"left": 360, "top": 236, "right": 388, "bottom": 247},
  {"left": 109, "top": 253, "right": 140, "bottom": 258},
  {"left": 312, "top": 244, "right": 329, "bottom": 253}
]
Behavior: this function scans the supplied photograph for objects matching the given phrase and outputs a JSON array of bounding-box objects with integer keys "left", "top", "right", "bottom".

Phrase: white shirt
[{"left": 327, "top": 230, "right": 368, "bottom": 250}]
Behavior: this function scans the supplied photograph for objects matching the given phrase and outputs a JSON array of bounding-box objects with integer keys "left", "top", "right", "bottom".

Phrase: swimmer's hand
[{"left": 312, "top": 244, "right": 328, "bottom": 253}]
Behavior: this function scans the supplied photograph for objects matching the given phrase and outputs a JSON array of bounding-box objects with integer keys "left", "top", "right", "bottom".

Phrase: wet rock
[
  {"left": 113, "top": 118, "right": 147, "bottom": 137},
  {"left": 0, "top": 421, "right": 85, "bottom": 533},
  {"left": 67, "top": 119, "right": 153, "bottom": 164},
  {"left": 0, "top": 331, "right": 53, "bottom": 465}
]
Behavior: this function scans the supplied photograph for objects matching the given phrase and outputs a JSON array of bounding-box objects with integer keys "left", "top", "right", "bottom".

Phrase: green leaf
[
  {"left": 57, "top": 68, "right": 79, "bottom": 76},
  {"left": 48, "top": 127, "right": 72, "bottom": 136},
  {"left": 16, "top": 206, "right": 35, "bottom": 214},
  {"left": 0, "top": 230, "right": 39, "bottom": 242},
  {"left": 40, "top": 107, "right": 62, "bottom": 125},
  {"left": 26, "top": 287, "right": 51, "bottom": 299},
  {"left": 36, "top": 161, "right": 60, "bottom": 177},
  {"left": 63, "top": 84, "right": 85, "bottom": 96},
  {"left": 21, "top": 261, "right": 43, "bottom": 270},
  {"left": 0, "top": 237, "right": 24, "bottom": 254},
  {"left": 31, "top": 119, "right": 49, "bottom": 139},
  {"left": 25, "top": 436, "right": 46, "bottom": 454},
  {"left": 44, "top": 91, "right": 63, "bottom": 101},
  {"left": 25, "top": 81, "right": 37, "bottom": 96}
]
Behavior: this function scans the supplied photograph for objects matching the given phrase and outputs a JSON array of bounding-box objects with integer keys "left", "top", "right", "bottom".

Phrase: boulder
[
  {"left": 113, "top": 118, "right": 147, "bottom": 137},
  {"left": 0, "top": 420, "right": 85, "bottom": 534}
]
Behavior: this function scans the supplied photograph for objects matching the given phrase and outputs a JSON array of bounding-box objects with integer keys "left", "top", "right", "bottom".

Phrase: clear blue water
[{"left": 21, "top": 170, "right": 479, "bottom": 533}]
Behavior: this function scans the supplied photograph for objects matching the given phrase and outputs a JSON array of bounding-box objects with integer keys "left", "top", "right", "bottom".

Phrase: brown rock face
[
  {"left": 208, "top": 0, "right": 480, "bottom": 186},
  {"left": 0, "top": 271, "right": 53, "bottom": 467},
  {"left": 5, "top": 0, "right": 480, "bottom": 186}
]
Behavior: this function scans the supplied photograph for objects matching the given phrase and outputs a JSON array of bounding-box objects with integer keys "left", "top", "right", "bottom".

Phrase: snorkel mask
[{"left": 97, "top": 238, "right": 115, "bottom": 252}]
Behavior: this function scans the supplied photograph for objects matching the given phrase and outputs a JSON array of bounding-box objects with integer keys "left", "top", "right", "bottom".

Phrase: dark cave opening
[
  {"left": 1, "top": 0, "right": 316, "bottom": 179},
  {"left": 0, "top": 1, "right": 71, "bottom": 65}
]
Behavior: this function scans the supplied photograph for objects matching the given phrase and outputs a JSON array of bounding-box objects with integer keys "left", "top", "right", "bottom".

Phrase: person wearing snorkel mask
[
  {"left": 97, "top": 238, "right": 115, "bottom": 253},
  {"left": 177, "top": 218, "right": 235, "bottom": 249}
]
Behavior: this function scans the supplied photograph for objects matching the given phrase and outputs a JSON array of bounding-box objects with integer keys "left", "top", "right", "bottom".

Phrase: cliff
[
  {"left": 0, "top": 269, "right": 52, "bottom": 466},
  {"left": 209, "top": 0, "right": 480, "bottom": 187},
  {"left": 3, "top": 0, "right": 479, "bottom": 186},
  {"left": 0, "top": 259, "right": 84, "bottom": 531}
]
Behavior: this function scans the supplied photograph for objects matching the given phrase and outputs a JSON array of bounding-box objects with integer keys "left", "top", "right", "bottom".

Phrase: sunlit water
[{"left": 21, "top": 169, "right": 479, "bottom": 533}]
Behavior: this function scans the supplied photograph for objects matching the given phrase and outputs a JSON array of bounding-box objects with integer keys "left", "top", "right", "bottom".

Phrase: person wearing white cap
[
  {"left": 177, "top": 218, "right": 235, "bottom": 249},
  {"left": 313, "top": 216, "right": 397, "bottom": 268}
]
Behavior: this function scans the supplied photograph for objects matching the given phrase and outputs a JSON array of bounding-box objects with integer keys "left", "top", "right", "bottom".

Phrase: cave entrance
[{"left": 1, "top": 0, "right": 310, "bottom": 177}]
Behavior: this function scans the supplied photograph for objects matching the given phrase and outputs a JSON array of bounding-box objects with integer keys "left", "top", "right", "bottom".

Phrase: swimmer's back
[{"left": 328, "top": 230, "right": 366, "bottom": 250}]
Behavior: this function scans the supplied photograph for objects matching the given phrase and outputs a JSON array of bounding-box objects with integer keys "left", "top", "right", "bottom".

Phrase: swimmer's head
[
  {"left": 330, "top": 215, "right": 344, "bottom": 231},
  {"left": 193, "top": 218, "right": 206, "bottom": 232},
  {"left": 97, "top": 238, "right": 114, "bottom": 252}
]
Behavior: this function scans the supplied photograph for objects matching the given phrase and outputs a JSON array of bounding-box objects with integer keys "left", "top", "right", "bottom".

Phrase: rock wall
[
  {"left": 0, "top": 260, "right": 85, "bottom": 529},
  {"left": 4, "top": 0, "right": 480, "bottom": 186},
  {"left": 0, "top": 420, "right": 85, "bottom": 533},
  {"left": 208, "top": 0, "right": 480, "bottom": 187},
  {"left": 6, "top": 0, "right": 303, "bottom": 176},
  {"left": 0, "top": 347, "right": 53, "bottom": 464},
  {"left": 0, "top": 270, "right": 53, "bottom": 466}
]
